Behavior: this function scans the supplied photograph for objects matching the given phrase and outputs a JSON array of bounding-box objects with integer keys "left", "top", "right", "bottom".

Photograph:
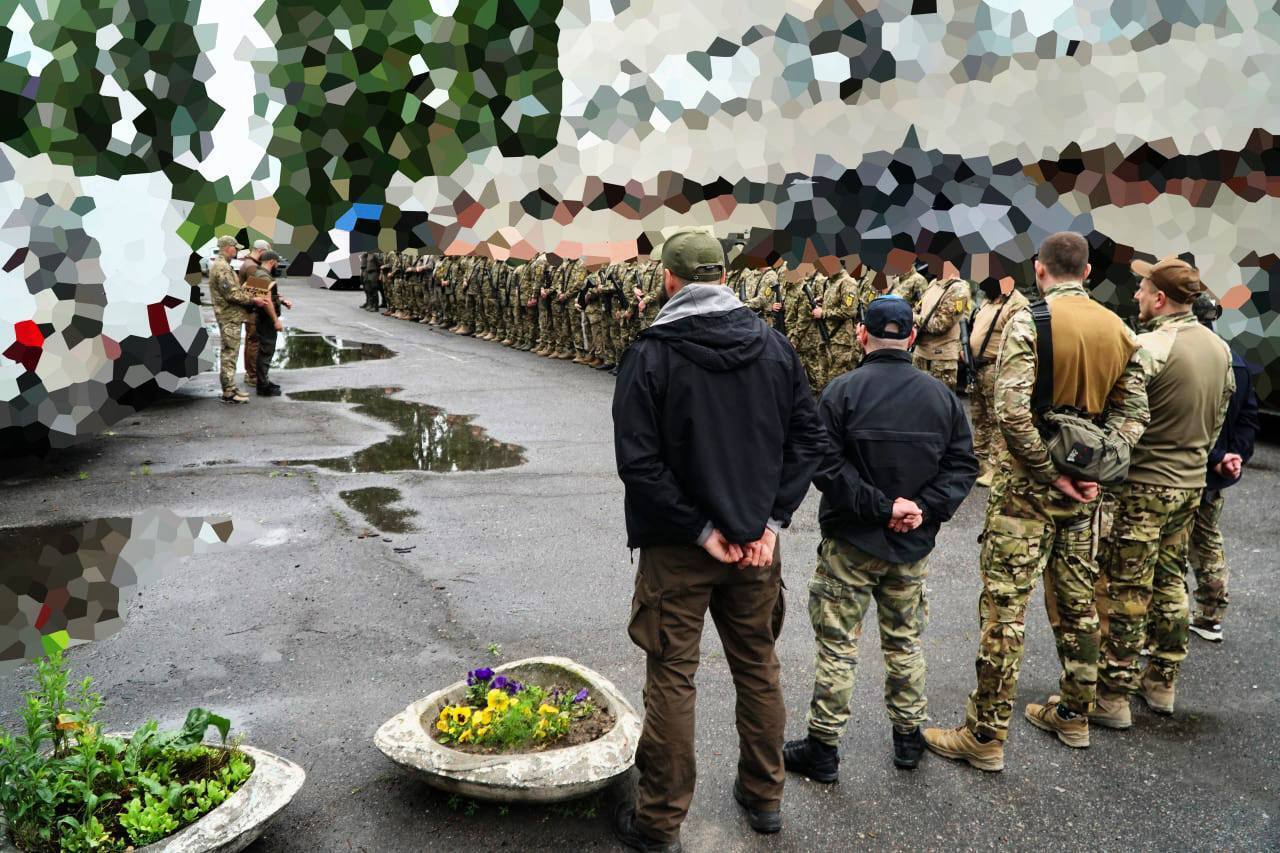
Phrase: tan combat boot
[
  {"left": 922, "top": 725, "right": 1004, "bottom": 772},
  {"left": 1023, "top": 698, "right": 1090, "bottom": 748},
  {"left": 1140, "top": 668, "right": 1175, "bottom": 715},
  {"left": 1087, "top": 691, "right": 1133, "bottom": 730},
  {"left": 975, "top": 464, "right": 993, "bottom": 488}
]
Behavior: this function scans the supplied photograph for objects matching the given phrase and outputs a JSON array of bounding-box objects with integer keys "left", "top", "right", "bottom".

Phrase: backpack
[{"left": 1030, "top": 299, "right": 1132, "bottom": 485}]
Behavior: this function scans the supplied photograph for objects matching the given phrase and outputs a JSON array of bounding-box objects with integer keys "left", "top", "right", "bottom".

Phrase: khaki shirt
[{"left": 970, "top": 289, "right": 1029, "bottom": 364}]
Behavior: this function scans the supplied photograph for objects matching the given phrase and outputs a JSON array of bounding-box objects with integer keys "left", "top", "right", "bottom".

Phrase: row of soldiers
[{"left": 358, "top": 248, "right": 976, "bottom": 391}]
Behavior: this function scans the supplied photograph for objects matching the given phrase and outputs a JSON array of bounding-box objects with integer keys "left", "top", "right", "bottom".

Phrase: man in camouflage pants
[
  {"left": 207, "top": 235, "right": 267, "bottom": 404},
  {"left": 911, "top": 268, "right": 971, "bottom": 392},
  {"left": 815, "top": 263, "right": 860, "bottom": 378},
  {"left": 925, "top": 232, "right": 1149, "bottom": 771},
  {"left": 1094, "top": 257, "right": 1232, "bottom": 724},
  {"left": 784, "top": 296, "right": 977, "bottom": 782}
]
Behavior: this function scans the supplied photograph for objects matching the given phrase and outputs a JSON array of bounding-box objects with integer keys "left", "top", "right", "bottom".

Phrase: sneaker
[
  {"left": 1023, "top": 699, "right": 1090, "bottom": 748},
  {"left": 923, "top": 725, "right": 1004, "bottom": 772},
  {"left": 596, "top": 362, "right": 616, "bottom": 371},
  {"left": 731, "top": 779, "right": 781, "bottom": 834},
  {"left": 244, "top": 376, "right": 257, "bottom": 387},
  {"left": 1190, "top": 619, "right": 1223, "bottom": 642},
  {"left": 782, "top": 735, "right": 839, "bottom": 783},
  {"left": 613, "top": 804, "right": 682, "bottom": 852},
  {"left": 1140, "top": 668, "right": 1175, "bottom": 715},
  {"left": 1083, "top": 691, "right": 1132, "bottom": 730},
  {"left": 892, "top": 725, "right": 926, "bottom": 769}
]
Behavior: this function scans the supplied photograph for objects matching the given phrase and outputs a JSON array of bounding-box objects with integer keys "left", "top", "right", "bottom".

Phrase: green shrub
[{"left": 0, "top": 651, "right": 253, "bottom": 853}]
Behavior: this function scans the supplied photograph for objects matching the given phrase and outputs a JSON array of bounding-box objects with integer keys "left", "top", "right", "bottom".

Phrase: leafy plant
[
  {"left": 436, "top": 667, "right": 598, "bottom": 750},
  {"left": 0, "top": 652, "right": 252, "bottom": 853}
]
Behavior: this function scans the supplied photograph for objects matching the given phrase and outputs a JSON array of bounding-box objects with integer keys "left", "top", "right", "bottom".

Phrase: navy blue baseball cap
[{"left": 863, "top": 295, "right": 914, "bottom": 339}]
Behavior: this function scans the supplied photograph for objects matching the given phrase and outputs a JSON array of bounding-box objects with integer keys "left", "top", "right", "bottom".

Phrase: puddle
[
  {"left": 0, "top": 510, "right": 235, "bottom": 670},
  {"left": 202, "top": 326, "right": 395, "bottom": 370},
  {"left": 276, "top": 387, "right": 526, "bottom": 473},
  {"left": 340, "top": 486, "right": 418, "bottom": 534}
]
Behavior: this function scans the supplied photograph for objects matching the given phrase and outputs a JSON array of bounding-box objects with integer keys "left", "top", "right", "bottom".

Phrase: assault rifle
[
  {"left": 801, "top": 279, "right": 831, "bottom": 346},
  {"left": 958, "top": 313, "right": 977, "bottom": 395}
]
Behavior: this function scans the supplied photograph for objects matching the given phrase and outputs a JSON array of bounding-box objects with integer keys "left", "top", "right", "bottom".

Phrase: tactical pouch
[{"left": 1030, "top": 299, "right": 1132, "bottom": 485}]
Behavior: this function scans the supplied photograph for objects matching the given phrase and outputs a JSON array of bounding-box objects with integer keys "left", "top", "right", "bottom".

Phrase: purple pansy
[
  {"left": 573, "top": 688, "right": 589, "bottom": 704},
  {"left": 466, "top": 667, "right": 495, "bottom": 686}
]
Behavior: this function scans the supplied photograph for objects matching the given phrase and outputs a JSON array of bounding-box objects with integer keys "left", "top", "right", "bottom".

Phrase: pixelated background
[{"left": 2, "top": 0, "right": 1278, "bottom": 448}]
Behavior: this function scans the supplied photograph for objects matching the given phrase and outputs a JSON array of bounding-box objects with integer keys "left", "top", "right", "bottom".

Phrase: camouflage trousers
[
  {"left": 1098, "top": 482, "right": 1199, "bottom": 692},
  {"left": 215, "top": 312, "right": 244, "bottom": 393},
  {"left": 794, "top": 338, "right": 829, "bottom": 394},
  {"left": 965, "top": 473, "right": 1101, "bottom": 741},
  {"left": 807, "top": 538, "right": 930, "bottom": 742},
  {"left": 1188, "top": 489, "right": 1228, "bottom": 623},
  {"left": 912, "top": 354, "right": 958, "bottom": 392},
  {"left": 825, "top": 344, "right": 857, "bottom": 383},
  {"left": 971, "top": 363, "right": 1005, "bottom": 474}
]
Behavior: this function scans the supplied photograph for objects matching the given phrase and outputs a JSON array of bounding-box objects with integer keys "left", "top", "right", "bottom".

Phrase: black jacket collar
[{"left": 860, "top": 348, "right": 912, "bottom": 366}]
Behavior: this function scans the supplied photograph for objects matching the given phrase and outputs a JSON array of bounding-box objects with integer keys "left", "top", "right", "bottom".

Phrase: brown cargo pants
[{"left": 627, "top": 544, "right": 785, "bottom": 842}]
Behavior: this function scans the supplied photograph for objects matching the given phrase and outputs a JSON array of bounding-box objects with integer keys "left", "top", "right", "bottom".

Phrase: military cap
[
  {"left": 1131, "top": 256, "right": 1204, "bottom": 304},
  {"left": 661, "top": 229, "right": 725, "bottom": 283},
  {"left": 216, "top": 235, "right": 243, "bottom": 250}
]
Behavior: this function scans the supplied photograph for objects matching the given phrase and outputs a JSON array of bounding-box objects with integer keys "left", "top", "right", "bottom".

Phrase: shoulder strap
[
  {"left": 1030, "top": 298, "right": 1054, "bottom": 414},
  {"left": 918, "top": 281, "right": 949, "bottom": 333},
  {"left": 975, "top": 297, "right": 1009, "bottom": 361}
]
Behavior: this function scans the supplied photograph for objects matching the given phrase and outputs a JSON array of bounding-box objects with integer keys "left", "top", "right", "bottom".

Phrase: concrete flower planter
[
  {"left": 375, "top": 656, "right": 641, "bottom": 803},
  {"left": 1, "top": 743, "right": 305, "bottom": 853}
]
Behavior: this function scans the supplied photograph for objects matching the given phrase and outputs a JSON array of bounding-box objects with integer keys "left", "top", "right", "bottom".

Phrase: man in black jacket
[
  {"left": 784, "top": 295, "right": 978, "bottom": 781},
  {"left": 612, "top": 230, "right": 827, "bottom": 852},
  {"left": 1187, "top": 295, "right": 1260, "bottom": 641}
]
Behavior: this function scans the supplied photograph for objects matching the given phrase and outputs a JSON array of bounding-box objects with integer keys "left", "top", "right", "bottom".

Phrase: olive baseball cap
[
  {"left": 660, "top": 229, "right": 725, "bottom": 283},
  {"left": 217, "top": 235, "right": 243, "bottom": 250},
  {"left": 1131, "top": 256, "right": 1204, "bottom": 304}
]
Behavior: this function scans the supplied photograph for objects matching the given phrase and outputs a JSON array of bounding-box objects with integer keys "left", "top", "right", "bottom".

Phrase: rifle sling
[
  {"left": 911, "top": 281, "right": 950, "bottom": 352},
  {"left": 974, "top": 297, "right": 1009, "bottom": 364}
]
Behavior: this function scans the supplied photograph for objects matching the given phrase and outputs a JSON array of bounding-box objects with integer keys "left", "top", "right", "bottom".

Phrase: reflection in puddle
[
  {"left": 0, "top": 510, "right": 234, "bottom": 670},
  {"left": 340, "top": 486, "right": 417, "bottom": 534},
  {"left": 277, "top": 387, "right": 526, "bottom": 474},
  {"left": 202, "top": 326, "right": 395, "bottom": 370}
]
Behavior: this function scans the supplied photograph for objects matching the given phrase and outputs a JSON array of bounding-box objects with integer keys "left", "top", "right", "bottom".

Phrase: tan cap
[
  {"left": 660, "top": 229, "right": 725, "bottom": 282},
  {"left": 1131, "top": 256, "right": 1203, "bottom": 304},
  {"left": 217, "top": 235, "right": 244, "bottom": 250}
]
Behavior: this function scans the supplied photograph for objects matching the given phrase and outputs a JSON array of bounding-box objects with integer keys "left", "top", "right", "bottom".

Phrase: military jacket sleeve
[
  {"left": 821, "top": 275, "right": 858, "bottom": 323},
  {"left": 992, "top": 306, "right": 1056, "bottom": 482},
  {"left": 745, "top": 270, "right": 778, "bottom": 313},
  {"left": 921, "top": 279, "right": 970, "bottom": 335},
  {"left": 1104, "top": 335, "right": 1152, "bottom": 452},
  {"left": 209, "top": 259, "right": 254, "bottom": 307}
]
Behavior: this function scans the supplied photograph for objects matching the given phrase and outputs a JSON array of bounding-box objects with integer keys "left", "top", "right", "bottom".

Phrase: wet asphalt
[{"left": 1, "top": 279, "right": 1276, "bottom": 852}]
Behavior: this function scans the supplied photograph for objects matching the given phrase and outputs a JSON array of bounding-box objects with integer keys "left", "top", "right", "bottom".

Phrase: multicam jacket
[
  {"left": 993, "top": 281, "right": 1149, "bottom": 483},
  {"left": 208, "top": 257, "right": 254, "bottom": 323}
]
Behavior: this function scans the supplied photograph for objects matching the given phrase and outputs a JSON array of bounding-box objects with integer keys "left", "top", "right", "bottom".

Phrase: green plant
[
  {"left": 486, "top": 643, "right": 502, "bottom": 657},
  {"left": 0, "top": 652, "right": 251, "bottom": 853}
]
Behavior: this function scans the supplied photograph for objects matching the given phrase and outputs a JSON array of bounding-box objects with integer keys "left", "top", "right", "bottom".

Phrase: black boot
[
  {"left": 257, "top": 383, "right": 283, "bottom": 397},
  {"left": 783, "top": 735, "right": 839, "bottom": 783},
  {"left": 892, "top": 725, "right": 926, "bottom": 769},
  {"left": 732, "top": 780, "right": 781, "bottom": 834},
  {"left": 613, "top": 804, "right": 681, "bottom": 852}
]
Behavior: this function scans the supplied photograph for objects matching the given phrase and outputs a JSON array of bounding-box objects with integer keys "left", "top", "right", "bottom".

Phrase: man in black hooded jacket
[{"left": 612, "top": 230, "right": 827, "bottom": 852}]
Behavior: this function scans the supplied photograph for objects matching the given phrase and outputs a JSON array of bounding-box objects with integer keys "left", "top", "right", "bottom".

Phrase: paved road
[{"left": 2, "top": 280, "right": 1276, "bottom": 852}]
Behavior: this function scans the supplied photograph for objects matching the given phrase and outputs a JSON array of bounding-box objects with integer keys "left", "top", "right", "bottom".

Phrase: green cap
[
  {"left": 216, "top": 235, "right": 243, "bottom": 250},
  {"left": 660, "top": 229, "right": 725, "bottom": 283}
]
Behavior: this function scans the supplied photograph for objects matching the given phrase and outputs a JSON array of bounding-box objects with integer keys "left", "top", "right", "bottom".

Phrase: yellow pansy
[
  {"left": 473, "top": 709, "right": 493, "bottom": 727},
  {"left": 487, "top": 690, "right": 511, "bottom": 712},
  {"left": 436, "top": 719, "right": 450, "bottom": 733},
  {"left": 458, "top": 729, "right": 472, "bottom": 743},
  {"left": 450, "top": 706, "right": 472, "bottom": 724},
  {"left": 538, "top": 704, "right": 559, "bottom": 717}
]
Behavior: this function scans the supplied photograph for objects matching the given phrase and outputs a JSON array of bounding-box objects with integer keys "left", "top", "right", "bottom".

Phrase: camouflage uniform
[
  {"left": 890, "top": 270, "right": 928, "bottom": 308},
  {"left": 807, "top": 538, "right": 930, "bottom": 742},
  {"left": 208, "top": 255, "right": 255, "bottom": 394},
  {"left": 964, "top": 282, "right": 1149, "bottom": 741},
  {"left": 1188, "top": 490, "right": 1228, "bottom": 623},
  {"left": 360, "top": 251, "right": 380, "bottom": 310},
  {"left": 1098, "top": 311, "right": 1233, "bottom": 694},
  {"left": 745, "top": 264, "right": 784, "bottom": 326},
  {"left": 970, "top": 289, "right": 1030, "bottom": 478},
  {"left": 912, "top": 278, "right": 971, "bottom": 392},
  {"left": 818, "top": 270, "right": 859, "bottom": 380},
  {"left": 393, "top": 251, "right": 412, "bottom": 318},
  {"left": 787, "top": 271, "right": 830, "bottom": 394},
  {"left": 554, "top": 260, "right": 580, "bottom": 357}
]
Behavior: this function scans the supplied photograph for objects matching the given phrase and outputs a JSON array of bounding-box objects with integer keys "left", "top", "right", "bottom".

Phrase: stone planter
[
  {"left": 375, "top": 656, "right": 641, "bottom": 803},
  {"left": 1, "top": 743, "right": 305, "bottom": 853}
]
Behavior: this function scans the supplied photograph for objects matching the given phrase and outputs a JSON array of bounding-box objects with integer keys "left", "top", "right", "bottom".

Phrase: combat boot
[
  {"left": 892, "top": 725, "right": 926, "bottom": 769},
  {"left": 573, "top": 352, "right": 590, "bottom": 364},
  {"left": 975, "top": 466, "right": 993, "bottom": 488},
  {"left": 782, "top": 735, "right": 839, "bottom": 783},
  {"left": 597, "top": 362, "right": 616, "bottom": 372},
  {"left": 500, "top": 338, "right": 514, "bottom": 347},
  {"left": 923, "top": 725, "right": 1004, "bottom": 772},
  {"left": 457, "top": 325, "right": 473, "bottom": 336},
  {"left": 731, "top": 780, "right": 781, "bottom": 834},
  {"left": 1140, "top": 668, "right": 1175, "bottom": 715},
  {"left": 220, "top": 389, "right": 249, "bottom": 404},
  {"left": 1023, "top": 698, "right": 1090, "bottom": 748},
  {"left": 1190, "top": 617, "right": 1223, "bottom": 642},
  {"left": 1084, "top": 691, "right": 1132, "bottom": 730}
]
